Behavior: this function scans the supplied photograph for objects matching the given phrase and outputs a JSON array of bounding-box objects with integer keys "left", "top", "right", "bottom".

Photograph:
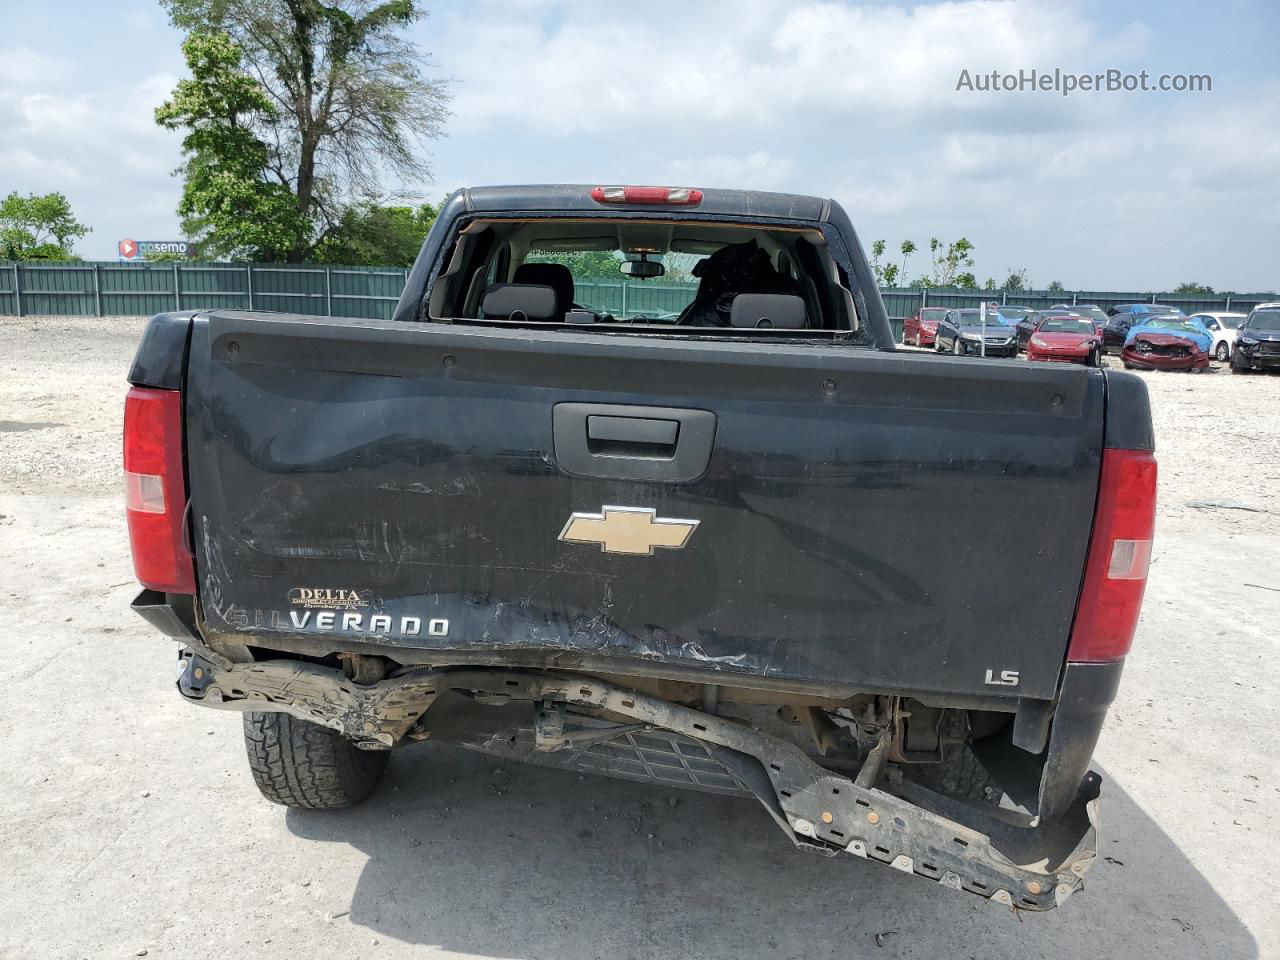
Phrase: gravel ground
[{"left": 1, "top": 315, "right": 1278, "bottom": 959}]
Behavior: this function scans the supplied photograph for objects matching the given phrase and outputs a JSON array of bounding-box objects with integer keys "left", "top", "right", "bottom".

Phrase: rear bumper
[{"left": 175, "top": 648, "right": 1102, "bottom": 911}]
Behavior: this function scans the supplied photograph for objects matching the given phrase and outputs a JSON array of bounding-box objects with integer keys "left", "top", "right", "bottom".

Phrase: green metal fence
[
  {"left": 0, "top": 261, "right": 410, "bottom": 319},
  {"left": 1, "top": 261, "right": 1274, "bottom": 328}
]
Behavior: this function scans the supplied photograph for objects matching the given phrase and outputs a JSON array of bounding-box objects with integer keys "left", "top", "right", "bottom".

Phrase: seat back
[
  {"left": 513, "top": 263, "right": 575, "bottom": 318},
  {"left": 729, "top": 293, "right": 806, "bottom": 329},
  {"left": 481, "top": 283, "right": 559, "bottom": 321}
]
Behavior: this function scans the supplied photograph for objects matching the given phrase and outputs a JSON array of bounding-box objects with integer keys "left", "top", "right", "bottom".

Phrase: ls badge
[{"left": 558, "top": 506, "right": 699, "bottom": 556}]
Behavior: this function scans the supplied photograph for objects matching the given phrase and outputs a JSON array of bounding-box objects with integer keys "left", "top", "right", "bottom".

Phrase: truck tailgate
[{"left": 186, "top": 311, "right": 1104, "bottom": 700}]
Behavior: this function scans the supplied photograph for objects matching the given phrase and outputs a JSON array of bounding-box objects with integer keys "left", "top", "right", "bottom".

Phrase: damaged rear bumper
[{"left": 177, "top": 649, "right": 1099, "bottom": 910}]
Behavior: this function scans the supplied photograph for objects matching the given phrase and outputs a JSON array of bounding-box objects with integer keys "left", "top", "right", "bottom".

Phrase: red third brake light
[
  {"left": 124, "top": 386, "right": 195, "bottom": 593},
  {"left": 591, "top": 186, "right": 703, "bottom": 206},
  {"left": 1067, "top": 449, "right": 1157, "bottom": 662}
]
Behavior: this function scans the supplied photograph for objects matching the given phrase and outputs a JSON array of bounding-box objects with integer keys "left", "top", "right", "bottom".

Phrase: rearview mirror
[{"left": 620, "top": 258, "right": 665, "bottom": 279}]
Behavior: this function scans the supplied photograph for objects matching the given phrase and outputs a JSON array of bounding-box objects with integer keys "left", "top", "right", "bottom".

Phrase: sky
[{"left": 2, "top": 0, "right": 1278, "bottom": 291}]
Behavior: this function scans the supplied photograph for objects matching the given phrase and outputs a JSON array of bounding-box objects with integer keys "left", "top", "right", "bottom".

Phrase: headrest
[
  {"left": 513, "top": 262, "right": 575, "bottom": 314},
  {"left": 481, "top": 283, "right": 559, "bottom": 321},
  {"left": 729, "top": 293, "right": 806, "bottom": 329}
]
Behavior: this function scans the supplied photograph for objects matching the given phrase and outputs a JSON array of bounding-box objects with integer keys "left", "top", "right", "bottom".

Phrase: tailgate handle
[
  {"left": 554, "top": 403, "right": 717, "bottom": 482},
  {"left": 587, "top": 415, "right": 679, "bottom": 454}
]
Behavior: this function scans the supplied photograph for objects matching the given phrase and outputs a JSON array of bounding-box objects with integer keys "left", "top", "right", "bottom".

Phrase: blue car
[
  {"left": 1123, "top": 316, "right": 1212, "bottom": 354},
  {"left": 1103, "top": 303, "right": 1187, "bottom": 352}
]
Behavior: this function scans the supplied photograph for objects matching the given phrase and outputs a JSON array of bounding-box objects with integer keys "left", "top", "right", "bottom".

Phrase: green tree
[
  {"left": 314, "top": 201, "right": 437, "bottom": 265},
  {"left": 869, "top": 239, "right": 887, "bottom": 286},
  {"left": 899, "top": 240, "right": 916, "bottom": 281},
  {"left": 1002, "top": 267, "right": 1030, "bottom": 292},
  {"left": 1173, "top": 281, "right": 1215, "bottom": 295},
  {"left": 928, "top": 237, "right": 975, "bottom": 287},
  {"left": 955, "top": 271, "right": 977, "bottom": 289},
  {"left": 1047, "top": 280, "right": 1065, "bottom": 293},
  {"left": 881, "top": 263, "right": 899, "bottom": 287},
  {"left": 0, "top": 191, "right": 90, "bottom": 260},
  {"left": 158, "top": 0, "right": 449, "bottom": 261},
  {"left": 156, "top": 32, "right": 308, "bottom": 260}
]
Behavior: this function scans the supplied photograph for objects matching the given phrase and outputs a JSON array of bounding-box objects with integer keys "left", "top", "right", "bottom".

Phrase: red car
[
  {"left": 901, "top": 306, "right": 949, "bottom": 347},
  {"left": 1025, "top": 314, "right": 1103, "bottom": 366},
  {"left": 1121, "top": 332, "right": 1209, "bottom": 371}
]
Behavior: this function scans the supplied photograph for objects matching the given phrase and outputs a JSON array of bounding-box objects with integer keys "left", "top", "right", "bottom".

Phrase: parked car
[
  {"left": 934, "top": 307, "right": 1018, "bottom": 357},
  {"left": 995, "top": 305, "right": 1033, "bottom": 326},
  {"left": 901, "top": 306, "right": 949, "bottom": 347},
  {"left": 1103, "top": 304, "right": 1186, "bottom": 353},
  {"left": 1016, "top": 310, "right": 1078, "bottom": 352},
  {"left": 1025, "top": 314, "right": 1103, "bottom": 366},
  {"left": 1050, "top": 304, "right": 1108, "bottom": 336},
  {"left": 1188, "top": 311, "right": 1247, "bottom": 362},
  {"left": 1121, "top": 318, "right": 1211, "bottom": 371},
  {"left": 123, "top": 183, "right": 1156, "bottom": 911},
  {"left": 1230, "top": 303, "right": 1280, "bottom": 373}
]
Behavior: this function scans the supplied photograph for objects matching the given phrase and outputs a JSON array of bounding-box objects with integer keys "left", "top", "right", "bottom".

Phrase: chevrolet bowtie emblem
[{"left": 558, "top": 506, "right": 699, "bottom": 556}]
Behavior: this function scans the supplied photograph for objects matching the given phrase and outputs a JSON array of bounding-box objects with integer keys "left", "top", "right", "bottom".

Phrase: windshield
[
  {"left": 438, "top": 217, "right": 864, "bottom": 339},
  {"left": 525, "top": 250, "right": 698, "bottom": 321},
  {"left": 951, "top": 309, "right": 1008, "bottom": 326},
  {"left": 1068, "top": 307, "right": 1107, "bottom": 323},
  {"left": 1040, "top": 317, "right": 1096, "bottom": 334},
  {"left": 1218, "top": 316, "right": 1243, "bottom": 329},
  {"left": 1141, "top": 304, "right": 1184, "bottom": 315},
  {"left": 1143, "top": 319, "right": 1200, "bottom": 334},
  {"left": 997, "top": 306, "right": 1031, "bottom": 321},
  {"left": 1248, "top": 310, "right": 1280, "bottom": 332}
]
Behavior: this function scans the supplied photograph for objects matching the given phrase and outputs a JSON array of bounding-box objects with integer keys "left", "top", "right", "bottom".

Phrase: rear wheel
[
  {"left": 1215, "top": 341, "right": 1231, "bottom": 362},
  {"left": 243, "top": 712, "right": 389, "bottom": 809},
  {"left": 914, "top": 331, "right": 923, "bottom": 348}
]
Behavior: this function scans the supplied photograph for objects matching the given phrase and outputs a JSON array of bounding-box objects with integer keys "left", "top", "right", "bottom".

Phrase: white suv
[{"left": 1188, "top": 311, "right": 1247, "bottom": 362}]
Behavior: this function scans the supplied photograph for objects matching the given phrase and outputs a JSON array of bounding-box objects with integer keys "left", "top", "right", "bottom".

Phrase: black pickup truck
[{"left": 126, "top": 185, "right": 1156, "bottom": 911}]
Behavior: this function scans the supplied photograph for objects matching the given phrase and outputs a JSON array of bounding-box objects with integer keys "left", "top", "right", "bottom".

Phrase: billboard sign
[{"left": 118, "top": 239, "right": 198, "bottom": 260}]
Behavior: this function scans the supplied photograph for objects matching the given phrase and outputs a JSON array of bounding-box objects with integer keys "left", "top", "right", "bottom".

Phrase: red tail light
[
  {"left": 1067, "top": 449, "right": 1157, "bottom": 662},
  {"left": 591, "top": 186, "right": 703, "bottom": 205},
  {"left": 124, "top": 386, "right": 194, "bottom": 593}
]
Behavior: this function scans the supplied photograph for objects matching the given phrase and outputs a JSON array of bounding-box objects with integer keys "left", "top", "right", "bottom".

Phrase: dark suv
[{"left": 1230, "top": 303, "right": 1280, "bottom": 373}]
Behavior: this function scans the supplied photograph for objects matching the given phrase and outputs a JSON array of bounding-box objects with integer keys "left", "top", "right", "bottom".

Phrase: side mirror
[{"left": 620, "top": 258, "right": 665, "bottom": 279}]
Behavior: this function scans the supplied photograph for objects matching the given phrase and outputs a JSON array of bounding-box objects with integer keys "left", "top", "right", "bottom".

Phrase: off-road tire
[
  {"left": 902, "top": 745, "right": 1002, "bottom": 805},
  {"left": 243, "top": 712, "right": 389, "bottom": 809}
]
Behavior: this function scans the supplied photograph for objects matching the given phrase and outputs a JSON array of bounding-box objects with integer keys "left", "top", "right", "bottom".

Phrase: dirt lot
[{"left": 2, "top": 315, "right": 1278, "bottom": 960}]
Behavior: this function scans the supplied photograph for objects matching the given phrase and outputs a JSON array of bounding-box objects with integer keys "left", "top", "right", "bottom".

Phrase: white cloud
[
  {"left": 0, "top": 67, "right": 184, "bottom": 254},
  {"left": 436, "top": 0, "right": 1148, "bottom": 133}
]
